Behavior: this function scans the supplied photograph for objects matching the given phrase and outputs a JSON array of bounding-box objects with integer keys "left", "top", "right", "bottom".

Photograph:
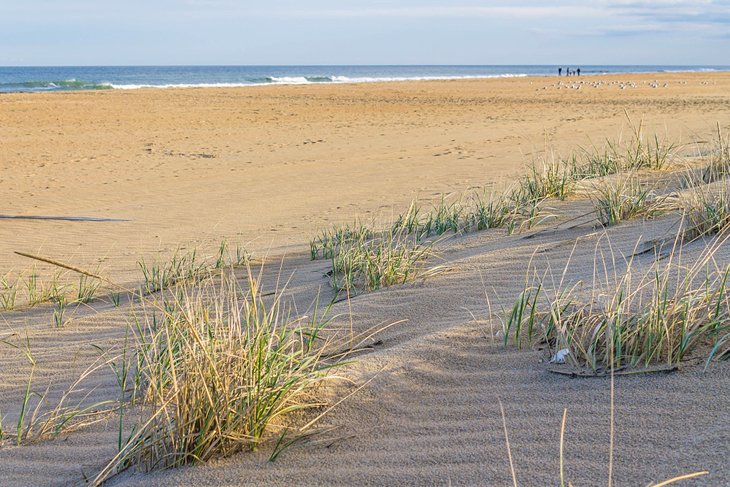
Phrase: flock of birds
[{"left": 538, "top": 79, "right": 694, "bottom": 92}]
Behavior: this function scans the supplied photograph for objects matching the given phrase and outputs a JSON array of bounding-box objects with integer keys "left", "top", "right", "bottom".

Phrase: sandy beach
[
  {"left": 2, "top": 73, "right": 730, "bottom": 282},
  {"left": 1, "top": 73, "right": 730, "bottom": 486}
]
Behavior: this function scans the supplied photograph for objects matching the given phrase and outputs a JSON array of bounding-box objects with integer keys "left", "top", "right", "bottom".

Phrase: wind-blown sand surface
[{"left": 1, "top": 73, "right": 729, "bottom": 485}]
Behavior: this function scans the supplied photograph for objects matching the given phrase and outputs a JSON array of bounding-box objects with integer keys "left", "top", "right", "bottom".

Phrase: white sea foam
[
  {"left": 269, "top": 76, "right": 311, "bottom": 84},
  {"left": 109, "top": 82, "right": 255, "bottom": 90},
  {"left": 662, "top": 68, "right": 719, "bottom": 73},
  {"left": 107, "top": 73, "right": 529, "bottom": 90}
]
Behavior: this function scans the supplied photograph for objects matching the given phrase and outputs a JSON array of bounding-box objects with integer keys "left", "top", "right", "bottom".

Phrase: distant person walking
[
  {"left": 558, "top": 67, "right": 562, "bottom": 76},
  {"left": 577, "top": 68, "right": 581, "bottom": 76}
]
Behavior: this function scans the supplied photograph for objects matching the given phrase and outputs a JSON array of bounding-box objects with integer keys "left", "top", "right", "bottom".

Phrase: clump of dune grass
[
  {"left": 95, "top": 269, "right": 338, "bottom": 483},
  {"left": 312, "top": 128, "right": 681, "bottom": 251},
  {"left": 513, "top": 157, "right": 580, "bottom": 203},
  {"left": 680, "top": 183, "right": 730, "bottom": 239},
  {"left": 392, "top": 197, "right": 467, "bottom": 241},
  {"left": 310, "top": 221, "right": 372, "bottom": 260},
  {"left": 23, "top": 269, "right": 67, "bottom": 307},
  {"left": 597, "top": 117, "right": 677, "bottom": 172},
  {"left": 607, "top": 131, "right": 676, "bottom": 171},
  {"left": 513, "top": 126, "right": 677, "bottom": 208},
  {"left": 138, "top": 249, "right": 206, "bottom": 294},
  {"left": 681, "top": 123, "right": 730, "bottom": 187},
  {"left": 392, "top": 191, "right": 545, "bottom": 241},
  {"left": 76, "top": 274, "right": 101, "bottom": 303},
  {"left": 466, "top": 191, "right": 525, "bottom": 233},
  {"left": 591, "top": 178, "right": 666, "bottom": 227},
  {"left": 503, "top": 236, "right": 730, "bottom": 372},
  {"left": 52, "top": 296, "right": 68, "bottom": 327},
  {"left": 411, "top": 197, "right": 464, "bottom": 240},
  {"left": 213, "top": 240, "right": 252, "bottom": 268},
  {"left": 330, "top": 229, "right": 434, "bottom": 293}
]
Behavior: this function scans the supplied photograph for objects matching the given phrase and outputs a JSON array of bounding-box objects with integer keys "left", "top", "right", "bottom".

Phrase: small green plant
[
  {"left": 513, "top": 158, "right": 578, "bottom": 204},
  {"left": 111, "top": 292, "right": 121, "bottom": 307},
  {"left": 592, "top": 178, "right": 658, "bottom": 226},
  {"left": 310, "top": 221, "right": 372, "bottom": 260},
  {"left": 0, "top": 274, "right": 18, "bottom": 311},
  {"left": 214, "top": 240, "right": 228, "bottom": 269},
  {"left": 52, "top": 296, "right": 68, "bottom": 327},
  {"left": 234, "top": 245, "right": 251, "bottom": 266},
  {"left": 138, "top": 249, "right": 205, "bottom": 294},
  {"left": 681, "top": 183, "right": 730, "bottom": 239},
  {"left": 467, "top": 192, "right": 515, "bottom": 231},
  {"left": 76, "top": 274, "right": 101, "bottom": 303},
  {"left": 392, "top": 201, "right": 423, "bottom": 235},
  {"left": 328, "top": 229, "right": 434, "bottom": 293},
  {"left": 414, "top": 197, "right": 464, "bottom": 240},
  {"left": 24, "top": 272, "right": 42, "bottom": 306}
]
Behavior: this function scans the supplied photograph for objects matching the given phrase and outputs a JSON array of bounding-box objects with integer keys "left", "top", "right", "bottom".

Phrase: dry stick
[
  {"left": 13, "top": 251, "right": 180, "bottom": 316},
  {"left": 498, "top": 397, "right": 518, "bottom": 487},
  {"left": 14, "top": 251, "right": 105, "bottom": 280},
  {"left": 608, "top": 321, "right": 615, "bottom": 487},
  {"left": 560, "top": 408, "right": 568, "bottom": 487},
  {"left": 652, "top": 471, "right": 709, "bottom": 487}
]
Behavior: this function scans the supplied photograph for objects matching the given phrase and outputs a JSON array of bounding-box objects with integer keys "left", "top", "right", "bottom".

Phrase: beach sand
[{"left": 1, "top": 73, "right": 729, "bottom": 485}]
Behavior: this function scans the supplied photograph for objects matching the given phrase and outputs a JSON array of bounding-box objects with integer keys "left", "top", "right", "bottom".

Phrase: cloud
[
  {"left": 274, "top": 6, "right": 605, "bottom": 19},
  {"left": 603, "top": 0, "right": 730, "bottom": 24}
]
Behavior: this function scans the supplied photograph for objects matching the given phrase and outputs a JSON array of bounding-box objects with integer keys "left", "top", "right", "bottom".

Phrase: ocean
[{"left": 0, "top": 65, "right": 728, "bottom": 93}]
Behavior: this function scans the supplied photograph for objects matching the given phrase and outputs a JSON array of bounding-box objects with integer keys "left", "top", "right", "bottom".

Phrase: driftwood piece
[{"left": 547, "top": 364, "right": 678, "bottom": 378}]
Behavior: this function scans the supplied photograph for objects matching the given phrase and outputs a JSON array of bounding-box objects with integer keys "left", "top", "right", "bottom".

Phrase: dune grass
[
  {"left": 681, "top": 123, "right": 730, "bottom": 187},
  {"left": 512, "top": 127, "right": 677, "bottom": 206},
  {"left": 0, "top": 274, "right": 18, "bottom": 311},
  {"left": 138, "top": 249, "right": 206, "bottom": 294},
  {"left": 310, "top": 221, "right": 372, "bottom": 260},
  {"left": 591, "top": 178, "right": 664, "bottom": 227},
  {"left": 94, "top": 268, "right": 340, "bottom": 483},
  {"left": 328, "top": 228, "right": 435, "bottom": 293},
  {"left": 138, "top": 241, "right": 253, "bottom": 295},
  {"left": 76, "top": 274, "right": 101, "bottom": 304},
  {"left": 503, "top": 235, "right": 730, "bottom": 372},
  {"left": 393, "top": 192, "right": 545, "bottom": 240},
  {"left": 680, "top": 183, "right": 730, "bottom": 239}
]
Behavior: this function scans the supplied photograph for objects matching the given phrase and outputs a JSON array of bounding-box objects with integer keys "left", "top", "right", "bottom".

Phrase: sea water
[{"left": 1, "top": 65, "right": 728, "bottom": 93}]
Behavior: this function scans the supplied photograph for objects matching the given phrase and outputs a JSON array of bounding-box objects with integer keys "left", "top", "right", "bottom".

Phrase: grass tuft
[
  {"left": 138, "top": 249, "right": 206, "bottom": 294},
  {"left": 1, "top": 273, "right": 19, "bottom": 311},
  {"left": 681, "top": 183, "right": 730, "bottom": 239},
  {"left": 591, "top": 178, "right": 663, "bottom": 227},
  {"left": 503, "top": 236, "right": 730, "bottom": 372},
  {"left": 328, "top": 229, "right": 434, "bottom": 293},
  {"left": 96, "top": 268, "right": 339, "bottom": 482}
]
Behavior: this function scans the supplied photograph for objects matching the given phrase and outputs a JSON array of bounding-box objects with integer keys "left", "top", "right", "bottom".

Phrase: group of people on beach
[{"left": 558, "top": 67, "right": 580, "bottom": 76}]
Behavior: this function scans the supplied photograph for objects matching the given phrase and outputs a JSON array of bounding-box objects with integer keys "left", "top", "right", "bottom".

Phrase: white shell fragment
[{"left": 550, "top": 348, "right": 570, "bottom": 364}]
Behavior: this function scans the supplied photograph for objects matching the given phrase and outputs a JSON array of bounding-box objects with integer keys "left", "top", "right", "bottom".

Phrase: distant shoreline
[{"left": 1, "top": 65, "right": 729, "bottom": 93}]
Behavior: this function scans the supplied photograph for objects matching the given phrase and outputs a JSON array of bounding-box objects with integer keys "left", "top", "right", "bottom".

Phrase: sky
[{"left": 1, "top": 0, "right": 729, "bottom": 66}]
